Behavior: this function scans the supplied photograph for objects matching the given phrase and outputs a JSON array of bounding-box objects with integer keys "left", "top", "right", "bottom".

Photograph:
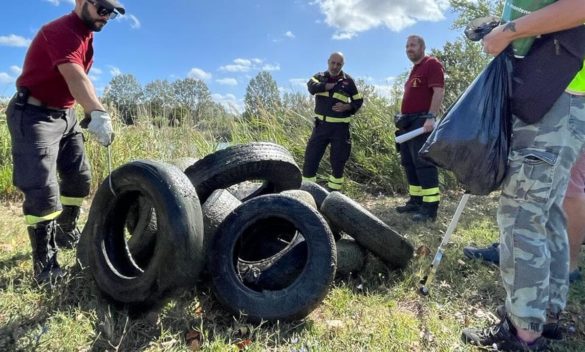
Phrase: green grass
[
  {"left": 0, "top": 101, "right": 584, "bottom": 350},
  {"left": 1, "top": 194, "right": 584, "bottom": 351}
]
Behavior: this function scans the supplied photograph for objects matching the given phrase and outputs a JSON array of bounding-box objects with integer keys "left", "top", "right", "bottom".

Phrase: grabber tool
[{"left": 419, "top": 193, "right": 470, "bottom": 296}]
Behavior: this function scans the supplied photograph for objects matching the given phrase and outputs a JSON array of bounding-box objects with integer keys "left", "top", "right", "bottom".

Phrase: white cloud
[
  {"left": 285, "top": 31, "right": 295, "bottom": 39},
  {"left": 212, "top": 93, "right": 243, "bottom": 114},
  {"left": 219, "top": 58, "right": 279, "bottom": 73},
  {"left": 187, "top": 67, "right": 212, "bottom": 80},
  {"left": 44, "top": 0, "right": 75, "bottom": 6},
  {"left": 220, "top": 58, "right": 255, "bottom": 72},
  {"left": 0, "top": 34, "right": 31, "bottom": 47},
  {"left": 118, "top": 14, "right": 141, "bottom": 29},
  {"left": 216, "top": 78, "right": 238, "bottom": 86},
  {"left": 312, "top": 0, "right": 449, "bottom": 40},
  {"left": 0, "top": 72, "right": 15, "bottom": 84},
  {"left": 88, "top": 66, "right": 103, "bottom": 82},
  {"left": 10, "top": 65, "right": 22, "bottom": 75},
  {"left": 262, "top": 64, "right": 280, "bottom": 71},
  {"left": 109, "top": 66, "right": 122, "bottom": 76}
]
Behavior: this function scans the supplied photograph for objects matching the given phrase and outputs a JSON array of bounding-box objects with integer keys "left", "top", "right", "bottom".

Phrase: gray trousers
[{"left": 7, "top": 99, "right": 91, "bottom": 223}]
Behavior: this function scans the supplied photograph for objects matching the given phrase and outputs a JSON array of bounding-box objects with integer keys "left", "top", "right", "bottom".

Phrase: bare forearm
[
  {"left": 509, "top": 0, "right": 585, "bottom": 39},
  {"left": 429, "top": 88, "right": 444, "bottom": 116},
  {"left": 66, "top": 74, "right": 105, "bottom": 112}
]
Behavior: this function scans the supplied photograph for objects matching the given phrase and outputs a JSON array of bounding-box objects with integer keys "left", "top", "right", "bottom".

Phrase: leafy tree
[
  {"left": 143, "top": 79, "right": 175, "bottom": 124},
  {"left": 449, "top": 0, "right": 504, "bottom": 30},
  {"left": 282, "top": 91, "right": 312, "bottom": 116},
  {"left": 429, "top": 0, "right": 504, "bottom": 110},
  {"left": 103, "top": 73, "right": 143, "bottom": 124},
  {"left": 430, "top": 38, "right": 490, "bottom": 111},
  {"left": 171, "top": 78, "right": 213, "bottom": 126},
  {"left": 243, "top": 71, "right": 282, "bottom": 119}
]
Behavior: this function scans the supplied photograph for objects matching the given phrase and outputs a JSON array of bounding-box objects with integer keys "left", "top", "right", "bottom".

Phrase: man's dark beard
[
  {"left": 81, "top": 3, "right": 106, "bottom": 32},
  {"left": 408, "top": 51, "right": 423, "bottom": 63}
]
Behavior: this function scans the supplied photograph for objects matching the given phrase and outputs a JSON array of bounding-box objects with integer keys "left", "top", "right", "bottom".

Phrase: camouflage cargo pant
[{"left": 498, "top": 92, "right": 585, "bottom": 333}]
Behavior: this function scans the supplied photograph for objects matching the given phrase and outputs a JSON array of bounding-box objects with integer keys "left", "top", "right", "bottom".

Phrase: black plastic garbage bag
[{"left": 419, "top": 53, "right": 512, "bottom": 195}]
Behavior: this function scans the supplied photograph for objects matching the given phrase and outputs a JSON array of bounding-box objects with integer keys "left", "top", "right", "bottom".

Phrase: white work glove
[{"left": 86, "top": 110, "right": 114, "bottom": 146}]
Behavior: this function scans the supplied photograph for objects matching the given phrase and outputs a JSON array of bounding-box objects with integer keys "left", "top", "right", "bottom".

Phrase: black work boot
[
  {"left": 412, "top": 202, "right": 438, "bottom": 222},
  {"left": 462, "top": 316, "right": 548, "bottom": 351},
  {"left": 28, "top": 220, "right": 65, "bottom": 284},
  {"left": 55, "top": 205, "right": 81, "bottom": 249},
  {"left": 496, "top": 305, "right": 564, "bottom": 340},
  {"left": 396, "top": 196, "right": 422, "bottom": 213}
]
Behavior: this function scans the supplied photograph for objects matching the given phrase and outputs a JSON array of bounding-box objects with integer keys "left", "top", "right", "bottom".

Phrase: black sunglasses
[{"left": 87, "top": 0, "right": 119, "bottom": 19}]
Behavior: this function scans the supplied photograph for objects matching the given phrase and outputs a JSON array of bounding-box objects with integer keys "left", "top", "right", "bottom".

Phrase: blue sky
[{"left": 0, "top": 0, "right": 462, "bottom": 112}]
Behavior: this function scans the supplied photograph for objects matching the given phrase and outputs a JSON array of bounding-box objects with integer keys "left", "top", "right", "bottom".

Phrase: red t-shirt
[
  {"left": 401, "top": 56, "right": 444, "bottom": 114},
  {"left": 17, "top": 12, "right": 94, "bottom": 108}
]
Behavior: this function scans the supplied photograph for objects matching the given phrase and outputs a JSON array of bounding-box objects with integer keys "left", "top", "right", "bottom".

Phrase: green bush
[{"left": 0, "top": 95, "right": 460, "bottom": 200}]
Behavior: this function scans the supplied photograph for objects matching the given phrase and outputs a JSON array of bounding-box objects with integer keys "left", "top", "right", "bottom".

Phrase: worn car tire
[
  {"left": 336, "top": 238, "right": 366, "bottom": 276},
  {"left": 78, "top": 160, "right": 204, "bottom": 306},
  {"left": 241, "top": 240, "right": 308, "bottom": 291},
  {"left": 124, "top": 157, "right": 199, "bottom": 265},
  {"left": 299, "top": 181, "right": 329, "bottom": 208},
  {"left": 185, "top": 142, "right": 302, "bottom": 202},
  {"left": 168, "top": 157, "right": 199, "bottom": 172},
  {"left": 209, "top": 194, "right": 336, "bottom": 322},
  {"left": 202, "top": 189, "right": 241, "bottom": 250},
  {"left": 321, "top": 192, "right": 414, "bottom": 268}
]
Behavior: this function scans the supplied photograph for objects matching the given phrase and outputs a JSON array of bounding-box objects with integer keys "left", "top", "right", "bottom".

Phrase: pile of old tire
[
  {"left": 77, "top": 160, "right": 205, "bottom": 309},
  {"left": 77, "top": 142, "right": 414, "bottom": 323},
  {"left": 182, "top": 143, "right": 337, "bottom": 321},
  {"left": 185, "top": 143, "right": 413, "bottom": 321}
]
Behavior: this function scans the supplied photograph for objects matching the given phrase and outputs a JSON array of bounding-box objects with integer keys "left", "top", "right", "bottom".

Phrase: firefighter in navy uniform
[
  {"left": 302, "top": 52, "right": 363, "bottom": 191},
  {"left": 6, "top": 0, "right": 121, "bottom": 284},
  {"left": 395, "top": 35, "right": 445, "bottom": 222}
]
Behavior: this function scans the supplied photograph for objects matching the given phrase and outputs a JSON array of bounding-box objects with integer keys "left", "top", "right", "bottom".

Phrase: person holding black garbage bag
[
  {"left": 461, "top": 0, "right": 585, "bottom": 350},
  {"left": 395, "top": 35, "right": 445, "bottom": 222},
  {"left": 6, "top": 0, "right": 122, "bottom": 284}
]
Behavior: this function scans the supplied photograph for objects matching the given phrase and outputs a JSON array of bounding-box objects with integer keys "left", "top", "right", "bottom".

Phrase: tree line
[{"left": 97, "top": 0, "right": 499, "bottom": 130}]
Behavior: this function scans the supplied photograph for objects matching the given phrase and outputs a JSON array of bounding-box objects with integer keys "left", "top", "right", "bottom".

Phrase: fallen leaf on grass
[
  {"left": 0, "top": 243, "right": 13, "bottom": 252},
  {"left": 234, "top": 338, "right": 252, "bottom": 350},
  {"left": 439, "top": 281, "right": 451, "bottom": 289},
  {"left": 193, "top": 303, "right": 203, "bottom": 317},
  {"left": 325, "top": 320, "right": 344, "bottom": 330},
  {"left": 185, "top": 330, "right": 203, "bottom": 351},
  {"left": 474, "top": 309, "right": 488, "bottom": 318},
  {"left": 416, "top": 245, "right": 431, "bottom": 257}
]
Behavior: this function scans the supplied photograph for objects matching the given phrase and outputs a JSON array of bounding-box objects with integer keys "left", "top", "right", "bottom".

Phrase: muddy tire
[
  {"left": 78, "top": 160, "right": 205, "bottom": 307},
  {"left": 185, "top": 142, "right": 302, "bottom": 202},
  {"left": 321, "top": 192, "right": 414, "bottom": 268},
  {"left": 209, "top": 194, "right": 336, "bottom": 322},
  {"left": 336, "top": 239, "right": 366, "bottom": 276}
]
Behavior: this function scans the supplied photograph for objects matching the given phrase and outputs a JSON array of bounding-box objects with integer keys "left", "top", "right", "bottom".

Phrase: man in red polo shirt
[
  {"left": 6, "top": 0, "right": 123, "bottom": 284},
  {"left": 395, "top": 35, "right": 445, "bottom": 222}
]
